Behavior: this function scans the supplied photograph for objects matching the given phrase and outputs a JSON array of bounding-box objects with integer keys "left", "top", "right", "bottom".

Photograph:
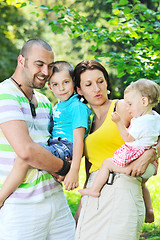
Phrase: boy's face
[{"left": 49, "top": 71, "right": 74, "bottom": 102}]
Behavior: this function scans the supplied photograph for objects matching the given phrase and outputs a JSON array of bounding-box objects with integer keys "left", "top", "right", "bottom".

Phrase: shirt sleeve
[{"left": 71, "top": 101, "right": 91, "bottom": 130}]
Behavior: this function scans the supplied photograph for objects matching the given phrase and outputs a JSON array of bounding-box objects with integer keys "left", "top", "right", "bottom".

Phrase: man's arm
[
  {"left": 125, "top": 137, "right": 160, "bottom": 177},
  {"left": 1, "top": 120, "right": 63, "bottom": 174}
]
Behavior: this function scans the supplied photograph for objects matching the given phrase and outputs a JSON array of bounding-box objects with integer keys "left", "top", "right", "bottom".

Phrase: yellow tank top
[{"left": 84, "top": 100, "right": 125, "bottom": 173}]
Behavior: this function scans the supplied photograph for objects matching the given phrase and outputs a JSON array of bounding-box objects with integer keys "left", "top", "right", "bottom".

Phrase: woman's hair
[
  {"left": 124, "top": 78, "right": 160, "bottom": 107},
  {"left": 73, "top": 60, "right": 112, "bottom": 102},
  {"left": 49, "top": 61, "right": 74, "bottom": 84}
]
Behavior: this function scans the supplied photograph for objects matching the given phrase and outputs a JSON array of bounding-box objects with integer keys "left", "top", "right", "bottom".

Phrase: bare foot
[
  {"left": 145, "top": 209, "right": 154, "bottom": 223},
  {"left": 78, "top": 188, "right": 100, "bottom": 197}
]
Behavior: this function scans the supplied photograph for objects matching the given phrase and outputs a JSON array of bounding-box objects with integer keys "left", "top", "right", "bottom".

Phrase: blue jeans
[{"left": 40, "top": 137, "right": 73, "bottom": 161}]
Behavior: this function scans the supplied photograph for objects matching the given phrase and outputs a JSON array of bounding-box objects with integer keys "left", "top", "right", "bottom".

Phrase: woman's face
[{"left": 77, "top": 69, "right": 108, "bottom": 106}]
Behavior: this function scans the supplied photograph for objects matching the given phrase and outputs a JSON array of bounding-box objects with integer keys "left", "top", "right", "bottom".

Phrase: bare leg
[
  {"left": 78, "top": 158, "right": 125, "bottom": 197},
  {"left": 142, "top": 180, "right": 154, "bottom": 223},
  {"left": 0, "top": 157, "right": 30, "bottom": 208}
]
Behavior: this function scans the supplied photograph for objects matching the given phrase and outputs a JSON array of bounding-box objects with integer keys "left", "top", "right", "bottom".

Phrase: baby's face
[
  {"left": 124, "top": 90, "right": 148, "bottom": 118},
  {"left": 49, "top": 71, "right": 74, "bottom": 102}
]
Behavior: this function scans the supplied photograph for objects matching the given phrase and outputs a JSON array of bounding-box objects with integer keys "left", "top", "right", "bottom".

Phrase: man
[{"left": 0, "top": 39, "right": 75, "bottom": 239}]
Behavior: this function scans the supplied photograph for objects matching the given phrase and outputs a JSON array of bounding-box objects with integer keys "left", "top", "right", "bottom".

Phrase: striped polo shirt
[{"left": 0, "top": 79, "right": 61, "bottom": 204}]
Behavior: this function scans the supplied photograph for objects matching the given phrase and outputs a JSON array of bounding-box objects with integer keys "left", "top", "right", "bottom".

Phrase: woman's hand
[
  {"left": 74, "top": 199, "right": 82, "bottom": 225},
  {"left": 125, "top": 148, "right": 155, "bottom": 177}
]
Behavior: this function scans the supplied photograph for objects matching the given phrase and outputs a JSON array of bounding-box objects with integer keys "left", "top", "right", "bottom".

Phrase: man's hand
[{"left": 49, "top": 157, "right": 72, "bottom": 182}]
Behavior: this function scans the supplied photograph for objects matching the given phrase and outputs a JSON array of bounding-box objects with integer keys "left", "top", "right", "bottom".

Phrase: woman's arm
[
  {"left": 74, "top": 199, "right": 82, "bottom": 225},
  {"left": 74, "top": 157, "right": 91, "bottom": 224},
  {"left": 84, "top": 157, "right": 92, "bottom": 188}
]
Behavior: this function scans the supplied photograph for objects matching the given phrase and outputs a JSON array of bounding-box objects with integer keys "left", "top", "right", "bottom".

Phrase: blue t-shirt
[{"left": 52, "top": 94, "right": 92, "bottom": 143}]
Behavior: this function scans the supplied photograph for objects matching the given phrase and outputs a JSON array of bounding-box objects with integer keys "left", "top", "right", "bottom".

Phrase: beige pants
[{"left": 75, "top": 172, "right": 145, "bottom": 240}]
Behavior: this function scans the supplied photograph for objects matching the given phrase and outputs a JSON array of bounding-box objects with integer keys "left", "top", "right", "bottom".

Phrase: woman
[{"left": 73, "top": 60, "right": 160, "bottom": 240}]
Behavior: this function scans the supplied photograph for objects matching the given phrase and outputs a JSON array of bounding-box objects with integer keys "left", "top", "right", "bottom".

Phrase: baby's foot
[
  {"left": 78, "top": 188, "right": 100, "bottom": 197},
  {"left": 145, "top": 209, "right": 154, "bottom": 223}
]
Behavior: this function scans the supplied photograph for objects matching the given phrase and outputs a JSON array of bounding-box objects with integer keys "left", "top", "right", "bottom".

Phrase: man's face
[{"left": 22, "top": 44, "right": 54, "bottom": 89}]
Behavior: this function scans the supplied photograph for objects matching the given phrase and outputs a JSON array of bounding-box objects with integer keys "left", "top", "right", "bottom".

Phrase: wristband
[
  {"left": 152, "top": 146, "right": 159, "bottom": 160},
  {"left": 56, "top": 159, "right": 71, "bottom": 176}
]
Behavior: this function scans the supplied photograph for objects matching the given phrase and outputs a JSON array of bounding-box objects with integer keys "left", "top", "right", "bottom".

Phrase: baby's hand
[
  {"left": 64, "top": 169, "right": 79, "bottom": 191},
  {"left": 111, "top": 111, "right": 121, "bottom": 123}
]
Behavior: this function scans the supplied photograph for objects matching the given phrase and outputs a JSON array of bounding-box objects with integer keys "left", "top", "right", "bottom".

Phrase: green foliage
[
  {"left": 140, "top": 225, "right": 160, "bottom": 239},
  {"left": 0, "top": 0, "right": 159, "bottom": 98},
  {"left": 34, "top": 0, "right": 160, "bottom": 87},
  {"left": 0, "top": 2, "right": 20, "bottom": 81},
  {"left": 0, "top": 0, "right": 46, "bottom": 82}
]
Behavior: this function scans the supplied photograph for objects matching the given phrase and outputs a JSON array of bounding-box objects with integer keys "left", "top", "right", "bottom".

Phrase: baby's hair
[{"left": 124, "top": 78, "right": 160, "bottom": 107}]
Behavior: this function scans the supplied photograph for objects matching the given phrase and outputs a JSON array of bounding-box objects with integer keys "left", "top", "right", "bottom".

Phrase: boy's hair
[
  {"left": 124, "top": 78, "right": 160, "bottom": 107},
  {"left": 49, "top": 61, "right": 74, "bottom": 84}
]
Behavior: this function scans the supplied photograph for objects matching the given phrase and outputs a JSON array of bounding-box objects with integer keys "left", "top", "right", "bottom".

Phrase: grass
[{"left": 64, "top": 158, "right": 160, "bottom": 239}]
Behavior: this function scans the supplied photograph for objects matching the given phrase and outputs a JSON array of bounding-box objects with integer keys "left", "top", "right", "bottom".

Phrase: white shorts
[
  {"left": 0, "top": 190, "right": 75, "bottom": 240},
  {"left": 75, "top": 172, "right": 145, "bottom": 240}
]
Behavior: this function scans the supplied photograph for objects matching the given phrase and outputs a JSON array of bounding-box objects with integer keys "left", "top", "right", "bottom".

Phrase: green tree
[
  {"left": 0, "top": 0, "right": 44, "bottom": 82},
  {"left": 1, "top": 0, "right": 159, "bottom": 101},
  {"left": 31, "top": 0, "right": 160, "bottom": 97}
]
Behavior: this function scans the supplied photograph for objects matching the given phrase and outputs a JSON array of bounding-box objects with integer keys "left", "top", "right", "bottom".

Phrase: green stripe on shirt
[
  {"left": 0, "top": 144, "right": 14, "bottom": 152},
  {"left": 18, "top": 173, "right": 53, "bottom": 189}
]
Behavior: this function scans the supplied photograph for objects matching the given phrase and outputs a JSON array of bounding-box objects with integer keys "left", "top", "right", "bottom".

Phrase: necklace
[{"left": 10, "top": 77, "right": 36, "bottom": 117}]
